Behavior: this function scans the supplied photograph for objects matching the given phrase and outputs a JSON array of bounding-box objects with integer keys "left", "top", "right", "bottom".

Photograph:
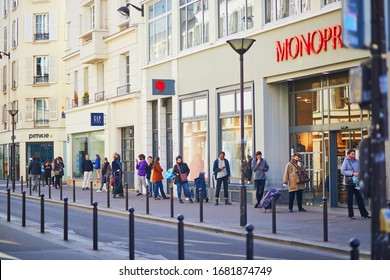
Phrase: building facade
[
  {"left": 64, "top": 0, "right": 389, "bottom": 206},
  {"left": 0, "top": 0, "right": 68, "bottom": 180}
]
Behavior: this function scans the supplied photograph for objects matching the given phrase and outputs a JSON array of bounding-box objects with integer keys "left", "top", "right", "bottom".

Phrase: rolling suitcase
[
  {"left": 194, "top": 172, "right": 208, "bottom": 202},
  {"left": 260, "top": 188, "right": 282, "bottom": 212}
]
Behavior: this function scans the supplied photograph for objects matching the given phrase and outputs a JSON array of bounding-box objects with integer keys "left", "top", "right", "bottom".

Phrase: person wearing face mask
[
  {"left": 283, "top": 153, "right": 307, "bottom": 213},
  {"left": 341, "top": 148, "right": 370, "bottom": 220}
]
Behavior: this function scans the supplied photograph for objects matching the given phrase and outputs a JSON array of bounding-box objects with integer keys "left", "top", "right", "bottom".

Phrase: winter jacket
[
  {"left": 28, "top": 159, "right": 41, "bottom": 175},
  {"left": 82, "top": 159, "right": 93, "bottom": 172},
  {"left": 94, "top": 157, "right": 101, "bottom": 170},
  {"left": 283, "top": 160, "right": 306, "bottom": 192},
  {"left": 150, "top": 162, "right": 164, "bottom": 183},
  {"left": 212, "top": 158, "right": 231, "bottom": 178},
  {"left": 341, "top": 157, "right": 360, "bottom": 185},
  {"left": 136, "top": 160, "right": 147, "bottom": 176},
  {"left": 251, "top": 158, "right": 269, "bottom": 181},
  {"left": 173, "top": 162, "right": 190, "bottom": 184}
]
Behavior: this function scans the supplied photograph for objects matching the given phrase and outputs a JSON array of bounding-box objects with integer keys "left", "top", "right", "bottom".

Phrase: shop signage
[
  {"left": 29, "top": 133, "right": 51, "bottom": 140},
  {"left": 152, "top": 79, "right": 175, "bottom": 95},
  {"left": 276, "top": 25, "right": 343, "bottom": 62},
  {"left": 91, "top": 113, "right": 104, "bottom": 126}
]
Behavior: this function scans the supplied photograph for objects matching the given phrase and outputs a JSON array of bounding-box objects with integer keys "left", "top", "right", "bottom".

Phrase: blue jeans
[
  {"left": 176, "top": 182, "right": 191, "bottom": 200},
  {"left": 99, "top": 176, "right": 107, "bottom": 191},
  {"left": 153, "top": 181, "right": 166, "bottom": 199},
  {"left": 146, "top": 178, "right": 152, "bottom": 196}
]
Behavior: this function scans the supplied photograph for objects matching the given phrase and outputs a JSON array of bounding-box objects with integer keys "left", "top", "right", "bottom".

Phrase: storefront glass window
[
  {"left": 181, "top": 95, "right": 208, "bottom": 182},
  {"left": 72, "top": 131, "right": 104, "bottom": 179}
]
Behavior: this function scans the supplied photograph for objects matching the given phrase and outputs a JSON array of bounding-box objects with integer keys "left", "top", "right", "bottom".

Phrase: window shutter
[
  {"left": 24, "top": 14, "right": 33, "bottom": 42},
  {"left": 15, "top": 18, "right": 18, "bottom": 46},
  {"left": 49, "top": 13, "right": 57, "bottom": 41},
  {"left": 25, "top": 98, "right": 33, "bottom": 121},
  {"left": 25, "top": 56, "right": 33, "bottom": 84},
  {"left": 49, "top": 97, "right": 57, "bottom": 120},
  {"left": 49, "top": 55, "right": 57, "bottom": 83}
]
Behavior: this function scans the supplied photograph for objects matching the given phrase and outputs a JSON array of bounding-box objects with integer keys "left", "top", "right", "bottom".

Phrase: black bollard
[
  {"left": 246, "top": 224, "right": 254, "bottom": 260},
  {"left": 271, "top": 195, "right": 276, "bottom": 234},
  {"left": 323, "top": 196, "right": 328, "bottom": 242},
  {"left": 6, "top": 188, "right": 11, "bottom": 222},
  {"left": 26, "top": 174, "right": 28, "bottom": 189},
  {"left": 107, "top": 179, "right": 110, "bottom": 208},
  {"left": 93, "top": 201, "right": 98, "bottom": 250},
  {"left": 350, "top": 238, "right": 360, "bottom": 260},
  {"left": 170, "top": 186, "right": 174, "bottom": 218},
  {"left": 178, "top": 214, "right": 185, "bottom": 260},
  {"left": 40, "top": 194, "right": 45, "bottom": 233},
  {"left": 199, "top": 188, "right": 203, "bottom": 223},
  {"left": 38, "top": 176, "right": 41, "bottom": 197},
  {"left": 125, "top": 183, "right": 129, "bottom": 211},
  {"left": 64, "top": 197, "right": 68, "bottom": 241},
  {"left": 145, "top": 187, "right": 149, "bottom": 214},
  {"left": 90, "top": 181, "right": 93, "bottom": 205},
  {"left": 48, "top": 180, "right": 52, "bottom": 199},
  {"left": 22, "top": 191, "right": 26, "bottom": 227},
  {"left": 21, "top": 176, "right": 23, "bottom": 193},
  {"left": 60, "top": 179, "right": 63, "bottom": 201},
  {"left": 29, "top": 177, "right": 32, "bottom": 196},
  {"left": 6, "top": 175, "right": 9, "bottom": 190},
  {"left": 129, "top": 207, "right": 135, "bottom": 260},
  {"left": 73, "top": 180, "right": 76, "bottom": 202}
]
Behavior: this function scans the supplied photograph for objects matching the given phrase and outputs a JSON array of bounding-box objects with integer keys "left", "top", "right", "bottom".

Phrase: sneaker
[
  {"left": 189, "top": 199, "right": 193, "bottom": 203},
  {"left": 179, "top": 199, "right": 183, "bottom": 203},
  {"left": 288, "top": 209, "right": 293, "bottom": 213},
  {"left": 185, "top": 197, "right": 189, "bottom": 201},
  {"left": 136, "top": 193, "right": 142, "bottom": 196},
  {"left": 86, "top": 187, "right": 90, "bottom": 190},
  {"left": 82, "top": 188, "right": 86, "bottom": 190},
  {"left": 299, "top": 208, "right": 307, "bottom": 212},
  {"left": 254, "top": 203, "right": 259, "bottom": 208},
  {"left": 96, "top": 190, "right": 102, "bottom": 193}
]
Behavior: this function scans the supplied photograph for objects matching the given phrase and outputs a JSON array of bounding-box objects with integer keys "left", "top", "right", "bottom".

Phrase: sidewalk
[{"left": 0, "top": 181, "right": 371, "bottom": 258}]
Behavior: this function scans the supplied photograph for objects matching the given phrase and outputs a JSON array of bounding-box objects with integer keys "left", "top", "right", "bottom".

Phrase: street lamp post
[
  {"left": 227, "top": 38, "right": 255, "bottom": 227},
  {"left": 8, "top": 109, "right": 18, "bottom": 193}
]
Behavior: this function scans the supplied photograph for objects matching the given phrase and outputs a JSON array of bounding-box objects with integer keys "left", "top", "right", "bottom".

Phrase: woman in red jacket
[{"left": 150, "top": 157, "right": 167, "bottom": 200}]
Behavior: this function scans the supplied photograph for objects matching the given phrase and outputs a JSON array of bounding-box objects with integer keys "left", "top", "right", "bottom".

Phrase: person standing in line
[
  {"left": 43, "top": 160, "right": 52, "bottom": 187},
  {"left": 283, "top": 153, "right": 307, "bottom": 213},
  {"left": 341, "top": 148, "right": 370, "bottom": 220},
  {"left": 212, "top": 151, "right": 231, "bottom": 205},
  {"left": 51, "top": 159, "right": 56, "bottom": 187},
  {"left": 28, "top": 156, "right": 41, "bottom": 191},
  {"left": 135, "top": 154, "right": 148, "bottom": 196},
  {"left": 57, "top": 156, "right": 65, "bottom": 186},
  {"left": 252, "top": 151, "right": 270, "bottom": 208},
  {"left": 244, "top": 155, "right": 253, "bottom": 184},
  {"left": 150, "top": 156, "right": 167, "bottom": 200},
  {"left": 82, "top": 154, "right": 93, "bottom": 190},
  {"left": 112, "top": 153, "right": 124, "bottom": 198},
  {"left": 145, "top": 156, "right": 154, "bottom": 197},
  {"left": 94, "top": 154, "right": 101, "bottom": 181},
  {"left": 173, "top": 155, "right": 193, "bottom": 203},
  {"left": 97, "top": 157, "right": 111, "bottom": 192}
]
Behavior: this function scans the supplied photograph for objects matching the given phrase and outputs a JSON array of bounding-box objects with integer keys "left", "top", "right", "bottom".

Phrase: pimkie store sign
[{"left": 276, "top": 25, "right": 343, "bottom": 62}]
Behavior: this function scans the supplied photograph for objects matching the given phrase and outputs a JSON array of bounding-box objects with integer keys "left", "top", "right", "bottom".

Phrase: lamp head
[
  {"left": 7, "top": 109, "right": 19, "bottom": 117},
  {"left": 227, "top": 38, "right": 256, "bottom": 55},
  {"left": 117, "top": 4, "right": 130, "bottom": 17}
]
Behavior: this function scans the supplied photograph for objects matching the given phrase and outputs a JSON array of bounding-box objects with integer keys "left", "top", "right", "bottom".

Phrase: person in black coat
[
  {"left": 43, "top": 160, "right": 52, "bottom": 187},
  {"left": 28, "top": 156, "right": 41, "bottom": 191},
  {"left": 212, "top": 151, "right": 231, "bottom": 205},
  {"left": 173, "top": 155, "right": 192, "bottom": 203}
]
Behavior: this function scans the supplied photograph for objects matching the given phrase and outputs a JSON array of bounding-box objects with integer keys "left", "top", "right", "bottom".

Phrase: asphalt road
[{"left": 0, "top": 194, "right": 346, "bottom": 260}]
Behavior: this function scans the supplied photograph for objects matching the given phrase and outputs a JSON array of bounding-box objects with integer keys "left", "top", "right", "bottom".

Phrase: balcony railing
[
  {"left": 34, "top": 33, "right": 50, "bottom": 41},
  {"left": 117, "top": 84, "right": 131, "bottom": 96},
  {"left": 95, "top": 91, "right": 105, "bottom": 102},
  {"left": 34, "top": 75, "right": 49, "bottom": 84}
]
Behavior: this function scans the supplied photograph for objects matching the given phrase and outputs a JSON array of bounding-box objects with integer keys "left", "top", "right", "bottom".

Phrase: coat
[
  {"left": 150, "top": 162, "right": 164, "bottom": 183},
  {"left": 173, "top": 162, "right": 190, "bottom": 184},
  {"left": 283, "top": 161, "right": 305, "bottom": 192},
  {"left": 136, "top": 160, "right": 147, "bottom": 176},
  {"left": 212, "top": 158, "right": 231, "bottom": 178}
]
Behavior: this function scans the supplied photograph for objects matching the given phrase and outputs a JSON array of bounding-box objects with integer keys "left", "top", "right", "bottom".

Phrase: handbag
[
  {"left": 177, "top": 164, "right": 188, "bottom": 182},
  {"left": 291, "top": 161, "right": 310, "bottom": 184},
  {"left": 345, "top": 160, "right": 357, "bottom": 186}
]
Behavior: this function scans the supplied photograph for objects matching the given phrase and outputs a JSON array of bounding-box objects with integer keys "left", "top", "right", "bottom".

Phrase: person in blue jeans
[
  {"left": 173, "top": 155, "right": 192, "bottom": 203},
  {"left": 150, "top": 157, "right": 167, "bottom": 200},
  {"left": 145, "top": 156, "right": 154, "bottom": 197},
  {"left": 97, "top": 157, "right": 111, "bottom": 192}
]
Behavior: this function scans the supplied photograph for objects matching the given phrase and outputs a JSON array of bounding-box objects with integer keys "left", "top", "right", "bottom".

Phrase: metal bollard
[
  {"left": 73, "top": 180, "right": 76, "bottom": 203},
  {"left": 29, "top": 177, "right": 32, "bottom": 196},
  {"left": 60, "top": 179, "right": 63, "bottom": 201},
  {"left": 22, "top": 191, "right": 26, "bottom": 227},
  {"left": 38, "top": 176, "right": 41, "bottom": 197},
  {"left": 6, "top": 175, "right": 9, "bottom": 190},
  {"left": 125, "top": 183, "right": 129, "bottom": 211},
  {"left": 349, "top": 238, "right": 360, "bottom": 260},
  {"left": 129, "top": 207, "right": 135, "bottom": 260},
  {"left": 26, "top": 174, "right": 28, "bottom": 189},
  {"left": 40, "top": 194, "right": 45, "bottom": 233},
  {"left": 170, "top": 186, "right": 174, "bottom": 218},
  {"left": 93, "top": 201, "right": 98, "bottom": 250},
  {"left": 48, "top": 180, "right": 52, "bottom": 199},
  {"left": 21, "top": 176, "right": 24, "bottom": 193},
  {"left": 107, "top": 179, "right": 110, "bottom": 208},
  {"left": 246, "top": 224, "right": 254, "bottom": 260},
  {"left": 90, "top": 181, "right": 93, "bottom": 205},
  {"left": 271, "top": 195, "right": 276, "bottom": 234},
  {"left": 145, "top": 187, "right": 149, "bottom": 214},
  {"left": 64, "top": 197, "right": 68, "bottom": 241},
  {"left": 7, "top": 188, "right": 11, "bottom": 222},
  {"left": 178, "top": 214, "right": 185, "bottom": 260},
  {"left": 323, "top": 196, "right": 328, "bottom": 242},
  {"left": 199, "top": 188, "right": 203, "bottom": 223}
]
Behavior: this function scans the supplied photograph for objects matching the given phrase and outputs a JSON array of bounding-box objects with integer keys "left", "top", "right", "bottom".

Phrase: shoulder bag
[{"left": 177, "top": 164, "right": 188, "bottom": 182}]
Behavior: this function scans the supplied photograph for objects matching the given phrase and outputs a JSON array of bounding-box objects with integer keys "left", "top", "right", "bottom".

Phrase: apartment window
[
  {"left": 11, "top": 19, "right": 18, "bottom": 48},
  {"left": 90, "top": 5, "right": 96, "bottom": 30},
  {"left": 322, "top": 0, "right": 340, "bottom": 6},
  {"left": 265, "top": 0, "right": 310, "bottom": 24},
  {"left": 148, "top": 0, "right": 172, "bottom": 62},
  {"left": 12, "top": 0, "right": 18, "bottom": 10},
  {"left": 11, "top": 61, "right": 17, "bottom": 89},
  {"left": 180, "top": 0, "right": 209, "bottom": 50},
  {"left": 2, "top": 66, "right": 6, "bottom": 92},
  {"left": 3, "top": 27, "right": 7, "bottom": 52},
  {"left": 121, "top": 126, "right": 135, "bottom": 173},
  {"left": 218, "top": 87, "right": 254, "bottom": 184},
  {"left": 3, "top": 0, "right": 8, "bottom": 17},
  {"left": 181, "top": 95, "right": 209, "bottom": 181},
  {"left": 218, "top": 0, "right": 254, "bottom": 38},
  {"left": 35, "top": 99, "right": 49, "bottom": 126},
  {"left": 34, "top": 56, "right": 49, "bottom": 83},
  {"left": 1, "top": 105, "right": 7, "bottom": 128},
  {"left": 35, "top": 14, "right": 49, "bottom": 41}
]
